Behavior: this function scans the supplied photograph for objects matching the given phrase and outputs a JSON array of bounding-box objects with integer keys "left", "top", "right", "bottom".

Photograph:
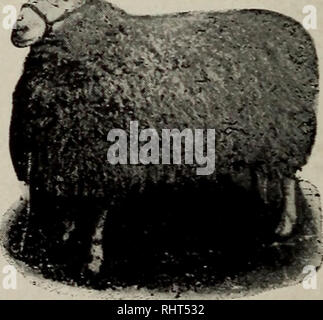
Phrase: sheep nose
[{"left": 14, "top": 25, "right": 30, "bottom": 33}]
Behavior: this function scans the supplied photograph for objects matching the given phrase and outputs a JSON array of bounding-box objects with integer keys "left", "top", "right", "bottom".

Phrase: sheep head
[{"left": 11, "top": 0, "right": 85, "bottom": 47}]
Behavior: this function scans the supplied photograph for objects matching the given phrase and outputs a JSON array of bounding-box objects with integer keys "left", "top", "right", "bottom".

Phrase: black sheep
[{"left": 8, "top": 0, "right": 319, "bottom": 283}]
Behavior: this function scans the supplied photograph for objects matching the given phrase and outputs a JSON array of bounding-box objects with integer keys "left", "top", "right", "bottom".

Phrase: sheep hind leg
[
  {"left": 255, "top": 173, "right": 296, "bottom": 237},
  {"left": 275, "top": 178, "right": 297, "bottom": 237}
]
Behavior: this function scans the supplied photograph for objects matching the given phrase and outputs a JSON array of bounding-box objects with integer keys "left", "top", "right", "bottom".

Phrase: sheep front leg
[
  {"left": 88, "top": 209, "right": 108, "bottom": 274},
  {"left": 275, "top": 178, "right": 297, "bottom": 237}
]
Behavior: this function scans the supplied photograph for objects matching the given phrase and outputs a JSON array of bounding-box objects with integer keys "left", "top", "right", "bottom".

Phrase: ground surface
[{"left": 0, "top": 179, "right": 322, "bottom": 299}]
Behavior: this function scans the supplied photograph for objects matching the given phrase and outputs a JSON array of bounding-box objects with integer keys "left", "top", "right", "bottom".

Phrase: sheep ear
[
  {"left": 47, "top": 0, "right": 85, "bottom": 9},
  {"left": 75, "top": 0, "right": 86, "bottom": 6},
  {"left": 47, "top": 0, "right": 60, "bottom": 6},
  {"left": 48, "top": 0, "right": 85, "bottom": 13},
  {"left": 63, "top": 0, "right": 86, "bottom": 10}
]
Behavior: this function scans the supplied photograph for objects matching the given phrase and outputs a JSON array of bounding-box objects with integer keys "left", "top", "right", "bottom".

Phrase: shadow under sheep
[{"left": 2, "top": 176, "right": 322, "bottom": 295}]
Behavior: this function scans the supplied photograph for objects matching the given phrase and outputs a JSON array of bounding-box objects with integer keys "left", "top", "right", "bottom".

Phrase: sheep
[{"left": 8, "top": 0, "right": 319, "bottom": 280}]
